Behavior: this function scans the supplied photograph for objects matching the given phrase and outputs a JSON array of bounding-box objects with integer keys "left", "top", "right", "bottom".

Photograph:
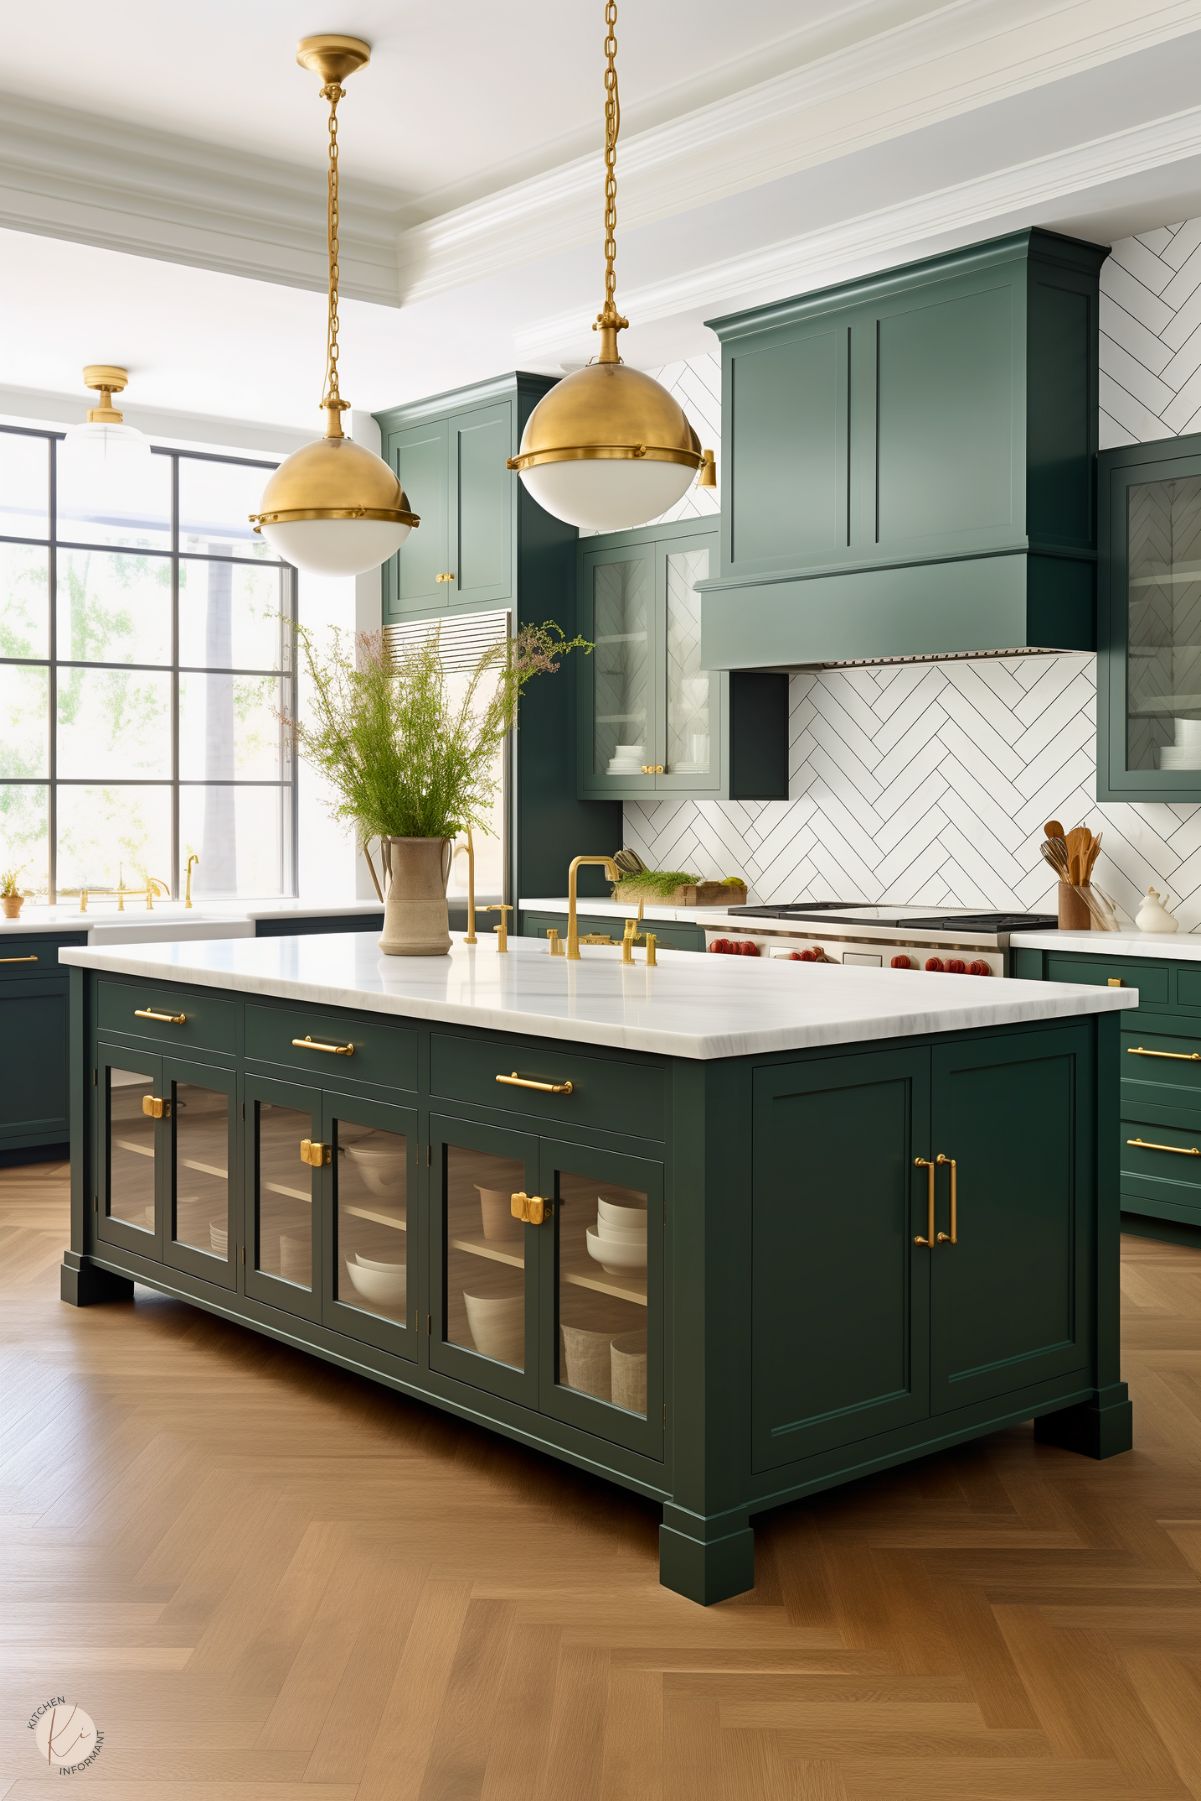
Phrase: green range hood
[{"left": 699, "top": 229, "right": 1108, "bottom": 670}]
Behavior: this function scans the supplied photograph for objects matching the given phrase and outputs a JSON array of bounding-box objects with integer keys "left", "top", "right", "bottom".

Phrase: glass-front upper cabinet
[{"left": 1100, "top": 435, "right": 1201, "bottom": 800}]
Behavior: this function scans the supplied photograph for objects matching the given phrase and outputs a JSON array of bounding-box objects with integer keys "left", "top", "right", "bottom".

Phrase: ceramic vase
[
  {"left": 378, "top": 836, "right": 452, "bottom": 957},
  {"left": 1, "top": 895, "right": 23, "bottom": 920}
]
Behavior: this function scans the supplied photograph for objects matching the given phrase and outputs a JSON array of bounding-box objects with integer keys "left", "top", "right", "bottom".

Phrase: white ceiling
[{"left": 5, "top": 0, "right": 1201, "bottom": 434}]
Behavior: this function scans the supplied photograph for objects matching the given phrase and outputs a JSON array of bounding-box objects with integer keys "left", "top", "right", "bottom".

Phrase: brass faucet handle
[
  {"left": 546, "top": 928, "right": 563, "bottom": 956},
  {"left": 483, "top": 902, "right": 512, "bottom": 952},
  {"left": 645, "top": 932, "right": 658, "bottom": 967}
]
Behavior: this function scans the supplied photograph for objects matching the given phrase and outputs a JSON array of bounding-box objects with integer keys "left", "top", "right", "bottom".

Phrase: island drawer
[
  {"left": 1042, "top": 953, "right": 1167, "bottom": 1005},
  {"left": 430, "top": 1031, "right": 666, "bottom": 1140},
  {"left": 97, "top": 979, "right": 237, "bottom": 1053},
  {"left": 245, "top": 1003, "right": 418, "bottom": 1089}
]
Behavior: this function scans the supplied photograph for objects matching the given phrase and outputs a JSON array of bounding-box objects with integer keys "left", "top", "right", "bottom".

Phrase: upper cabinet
[
  {"left": 375, "top": 374, "right": 561, "bottom": 625},
  {"left": 578, "top": 518, "right": 787, "bottom": 801},
  {"left": 1098, "top": 432, "right": 1201, "bottom": 801},
  {"left": 702, "top": 229, "right": 1108, "bottom": 669}
]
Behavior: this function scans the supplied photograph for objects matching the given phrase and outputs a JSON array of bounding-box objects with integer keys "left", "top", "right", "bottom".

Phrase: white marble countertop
[
  {"left": 0, "top": 897, "right": 383, "bottom": 936},
  {"left": 59, "top": 929, "right": 1136, "bottom": 1061},
  {"left": 1021, "top": 929, "right": 1201, "bottom": 962}
]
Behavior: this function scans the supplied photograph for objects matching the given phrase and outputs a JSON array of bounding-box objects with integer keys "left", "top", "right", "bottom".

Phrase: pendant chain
[
  {"left": 601, "top": 0, "right": 620, "bottom": 325},
  {"left": 321, "top": 80, "right": 344, "bottom": 410}
]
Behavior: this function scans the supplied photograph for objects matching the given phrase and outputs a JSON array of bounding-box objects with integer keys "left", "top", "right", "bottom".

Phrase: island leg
[
  {"left": 1033, "top": 1382, "right": 1132, "bottom": 1458},
  {"left": 60, "top": 1251, "right": 134, "bottom": 1307},
  {"left": 660, "top": 1504, "right": 755, "bottom": 1605}
]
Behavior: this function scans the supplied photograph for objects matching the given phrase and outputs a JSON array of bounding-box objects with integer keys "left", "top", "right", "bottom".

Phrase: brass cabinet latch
[
  {"left": 141, "top": 1095, "right": 170, "bottom": 1119},
  {"left": 299, "top": 1138, "right": 332, "bottom": 1167},
  {"left": 510, "top": 1190, "right": 548, "bottom": 1226}
]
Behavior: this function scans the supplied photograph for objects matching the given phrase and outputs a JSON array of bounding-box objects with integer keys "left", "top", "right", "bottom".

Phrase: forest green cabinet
[
  {"left": 578, "top": 517, "right": 787, "bottom": 801},
  {"left": 703, "top": 229, "right": 1106, "bottom": 669},
  {"left": 1098, "top": 432, "right": 1201, "bottom": 801},
  {"left": 0, "top": 932, "right": 85, "bottom": 1152}
]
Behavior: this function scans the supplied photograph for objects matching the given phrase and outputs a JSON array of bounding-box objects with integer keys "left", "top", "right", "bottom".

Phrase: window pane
[
  {"left": 0, "top": 431, "right": 50, "bottom": 539},
  {"left": 57, "top": 441, "right": 171, "bottom": 551},
  {"left": 180, "top": 785, "right": 291, "bottom": 898},
  {"left": 57, "top": 548, "right": 172, "bottom": 665},
  {"left": 57, "top": 668, "right": 172, "bottom": 779},
  {"left": 0, "top": 666, "right": 50, "bottom": 777},
  {"left": 0, "top": 542, "right": 50, "bottom": 659},
  {"left": 56, "top": 783, "right": 171, "bottom": 894},
  {"left": 178, "top": 559, "right": 289, "bottom": 670},
  {"left": 178, "top": 673, "right": 287, "bottom": 780},
  {"left": 179, "top": 456, "right": 276, "bottom": 561},
  {"left": 0, "top": 783, "right": 49, "bottom": 897}
]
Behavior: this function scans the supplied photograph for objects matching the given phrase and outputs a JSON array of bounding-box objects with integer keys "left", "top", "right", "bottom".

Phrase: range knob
[
  {"left": 946, "top": 958, "right": 967, "bottom": 975},
  {"left": 924, "top": 956, "right": 944, "bottom": 972},
  {"left": 890, "top": 954, "right": 912, "bottom": 969},
  {"left": 968, "top": 959, "right": 991, "bottom": 977}
]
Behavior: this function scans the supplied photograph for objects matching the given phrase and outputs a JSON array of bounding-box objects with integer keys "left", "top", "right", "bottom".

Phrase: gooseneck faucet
[
  {"left": 184, "top": 853, "right": 200, "bottom": 909},
  {"left": 565, "top": 855, "right": 621, "bottom": 960}
]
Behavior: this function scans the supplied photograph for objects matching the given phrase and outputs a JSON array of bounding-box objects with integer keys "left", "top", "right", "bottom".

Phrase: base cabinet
[{"left": 0, "top": 932, "right": 87, "bottom": 1153}]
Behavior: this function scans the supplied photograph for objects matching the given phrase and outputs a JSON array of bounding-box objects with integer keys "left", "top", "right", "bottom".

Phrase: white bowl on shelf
[
  {"left": 463, "top": 1288, "right": 524, "bottom": 1365},
  {"left": 343, "top": 1135, "right": 405, "bottom": 1198},
  {"left": 597, "top": 1194, "right": 647, "bottom": 1234},
  {"left": 209, "top": 1222, "right": 228, "bottom": 1256},
  {"left": 344, "top": 1257, "right": 406, "bottom": 1310},
  {"left": 614, "top": 743, "right": 644, "bottom": 756},
  {"left": 585, "top": 1226, "right": 647, "bottom": 1275},
  {"left": 476, "top": 1183, "right": 522, "bottom": 1242}
]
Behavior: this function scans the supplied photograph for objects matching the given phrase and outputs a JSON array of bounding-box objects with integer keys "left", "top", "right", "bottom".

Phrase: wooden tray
[{"left": 614, "top": 881, "right": 748, "bottom": 907}]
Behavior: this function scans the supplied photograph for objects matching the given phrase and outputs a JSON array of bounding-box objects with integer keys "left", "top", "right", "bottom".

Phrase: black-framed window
[{"left": 0, "top": 425, "right": 298, "bottom": 902}]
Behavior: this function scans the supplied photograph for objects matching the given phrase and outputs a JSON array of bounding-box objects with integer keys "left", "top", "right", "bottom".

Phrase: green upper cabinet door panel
[
  {"left": 1097, "top": 433, "right": 1201, "bottom": 802},
  {"left": 450, "top": 402, "right": 514, "bottom": 610},
  {"left": 385, "top": 417, "right": 450, "bottom": 617},
  {"left": 702, "top": 229, "right": 1107, "bottom": 670},
  {"left": 725, "top": 321, "right": 849, "bottom": 576}
]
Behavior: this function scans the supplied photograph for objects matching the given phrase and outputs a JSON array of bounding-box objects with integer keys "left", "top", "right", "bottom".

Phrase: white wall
[{"left": 624, "top": 222, "right": 1201, "bottom": 933}]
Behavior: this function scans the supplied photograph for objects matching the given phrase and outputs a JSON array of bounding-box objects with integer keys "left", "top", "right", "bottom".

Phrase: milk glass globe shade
[
  {"left": 518, "top": 457, "right": 694, "bottom": 533},
  {"left": 254, "top": 431, "right": 417, "bottom": 577},
  {"left": 59, "top": 420, "right": 154, "bottom": 509},
  {"left": 259, "top": 515, "right": 412, "bottom": 576}
]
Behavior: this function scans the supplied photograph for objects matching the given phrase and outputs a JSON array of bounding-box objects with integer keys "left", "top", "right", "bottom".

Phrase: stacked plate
[
  {"left": 585, "top": 1191, "right": 648, "bottom": 1276},
  {"left": 607, "top": 741, "right": 645, "bottom": 775}
]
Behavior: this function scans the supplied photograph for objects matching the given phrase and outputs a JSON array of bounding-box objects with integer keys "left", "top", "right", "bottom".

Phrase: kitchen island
[{"left": 60, "top": 932, "right": 1136, "bottom": 1601}]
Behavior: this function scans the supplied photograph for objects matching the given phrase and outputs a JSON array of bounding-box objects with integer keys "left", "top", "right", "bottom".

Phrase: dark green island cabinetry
[
  {"left": 62, "top": 935, "right": 1132, "bottom": 1601},
  {"left": 0, "top": 930, "right": 86, "bottom": 1155}
]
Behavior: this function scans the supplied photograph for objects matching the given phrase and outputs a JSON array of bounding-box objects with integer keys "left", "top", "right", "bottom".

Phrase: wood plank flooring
[{"left": 4, "top": 1161, "right": 1201, "bottom": 1797}]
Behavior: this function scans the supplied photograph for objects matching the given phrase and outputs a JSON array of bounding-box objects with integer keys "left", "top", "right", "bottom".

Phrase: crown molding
[
  {"left": 514, "top": 104, "right": 1201, "bottom": 363},
  {"left": 395, "top": 0, "right": 1201, "bottom": 305},
  {"left": 0, "top": 93, "right": 404, "bottom": 305}
]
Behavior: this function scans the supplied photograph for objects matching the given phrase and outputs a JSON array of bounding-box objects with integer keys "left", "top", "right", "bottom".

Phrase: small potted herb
[{"left": 0, "top": 866, "right": 26, "bottom": 921}]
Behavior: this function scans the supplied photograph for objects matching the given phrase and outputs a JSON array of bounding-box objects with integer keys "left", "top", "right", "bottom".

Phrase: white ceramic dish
[
  {"left": 209, "top": 1222, "right": 228, "bottom": 1255},
  {"left": 476, "top": 1183, "right": 522, "bottom": 1242},
  {"left": 597, "top": 1194, "right": 647, "bottom": 1234},
  {"left": 343, "top": 1135, "right": 405, "bottom": 1198},
  {"left": 344, "top": 1257, "right": 406, "bottom": 1309},
  {"left": 463, "top": 1288, "right": 524, "bottom": 1365},
  {"left": 585, "top": 1225, "right": 647, "bottom": 1274}
]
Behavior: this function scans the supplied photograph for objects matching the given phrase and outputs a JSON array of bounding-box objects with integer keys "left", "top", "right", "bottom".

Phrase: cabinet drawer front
[
  {"left": 1043, "top": 954, "right": 1168, "bottom": 1005},
  {"left": 1173, "top": 967, "right": 1201, "bottom": 1012},
  {"left": 0, "top": 935, "right": 84, "bottom": 976},
  {"left": 97, "top": 979, "right": 237, "bottom": 1053},
  {"left": 1122, "top": 1027, "right": 1201, "bottom": 1111},
  {"left": 430, "top": 1032, "right": 666, "bottom": 1140},
  {"left": 1122, "top": 1120, "right": 1201, "bottom": 1194},
  {"left": 245, "top": 1003, "right": 418, "bottom": 1090}
]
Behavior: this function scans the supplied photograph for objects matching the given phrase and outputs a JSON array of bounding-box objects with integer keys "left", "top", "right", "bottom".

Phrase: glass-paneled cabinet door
[
  {"left": 580, "top": 543, "right": 657, "bottom": 796},
  {"left": 243, "top": 1073, "right": 322, "bottom": 1322},
  {"left": 162, "top": 1057, "right": 237, "bottom": 1291},
  {"left": 428, "top": 1113, "right": 539, "bottom": 1408},
  {"left": 96, "top": 1043, "right": 162, "bottom": 1258},
  {"left": 322, "top": 1093, "right": 419, "bottom": 1360},
  {"left": 657, "top": 531, "right": 720, "bottom": 793},
  {"left": 538, "top": 1139, "right": 663, "bottom": 1458}
]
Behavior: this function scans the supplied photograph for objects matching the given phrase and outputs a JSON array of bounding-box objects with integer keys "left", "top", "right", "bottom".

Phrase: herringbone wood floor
[{"left": 4, "top": 1164, "right": 1201, "bottom": 1797}]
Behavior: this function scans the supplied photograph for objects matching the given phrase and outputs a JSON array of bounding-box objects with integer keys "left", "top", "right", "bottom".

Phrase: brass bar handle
[
  {"left": 914, "top": 1156, "right": 936, "bottom": 1247},
  {"left": 510, "top": 1189, "right": 547, "bottom": 1225},
  {"left": 936, "top": 1153, "right": 958, "bottom": 1244},
  {"left": 0, "top": 954, "right": 38, "bottom": 964},
  {"left": 134, "top": 1007, "right": 187, "bottom": 1024},
  {"left": 291, "top": 1035, "right": 355, "bottom": 1057},
  {"left": 496, "top": 1071, "right": 574, "bottom": 1095},
  {"left": 1127, "top": 1136, "right": 1201, "bottom": 1157},
  {"left": 1127, "top": 1045, "right": 1201, "bottom": 1062}
]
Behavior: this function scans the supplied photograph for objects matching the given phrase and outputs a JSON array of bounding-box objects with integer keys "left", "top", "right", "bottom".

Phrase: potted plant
[
  {"left": 0, "top": 866, "right": 26, "bottom": 921},
  {"left": 289, "top": 624, "right": 587, "bottom": 956}
]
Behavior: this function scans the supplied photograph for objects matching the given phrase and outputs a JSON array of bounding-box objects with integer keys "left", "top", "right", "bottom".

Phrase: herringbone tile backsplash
[{"left": 625, "top": 221, "right": 1201, "bottom": 932}]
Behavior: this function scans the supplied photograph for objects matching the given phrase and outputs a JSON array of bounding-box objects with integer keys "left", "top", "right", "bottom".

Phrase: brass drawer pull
[
  {"left": 1127, "top": 1045, "right": 1201, "bottom": 1062},
  {"left": 0, "top": 953, "right": 38, "bottom": 964},
  {"left": 134, "top": 1007, "right": 187, "bottom": 1024},
  {"left": 1127, "top": 1136, "right": 1201, "bottom": 1157},
  {"left": 510, "top": 1189, "right": 547, "bottom": 1225},
  {"left": 914, "top": 1156, "right": 936, "bottom": 1247},
  {"left": 291, "top": 1035, "right": 355, "bottom": 1057},
  {"left": 141, "top": 1095, "right": 170, "bottom": 1119},
  {"left": 299, "top": 1138, "right": 331, "bottom": 1167},
  {"left": 1108, "top": 977, "right": 1123, "bottom": 988},
  {"left": 496, "top": 1070, "right": 574, "bottom": 1095},
  {"left": 936, "top": 1153, "right": 958, "bottom": 1245}
]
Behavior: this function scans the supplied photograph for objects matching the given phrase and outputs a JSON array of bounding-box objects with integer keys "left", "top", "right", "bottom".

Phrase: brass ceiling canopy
[
  {"left": 250, "top": 32, "right": 418, "bottom": 575},
  {"left": 508, "top": 0, "right": 715, "bottom": 531},
  {"left": 81, "top": 364, "right": 131, "bottom": 425}
]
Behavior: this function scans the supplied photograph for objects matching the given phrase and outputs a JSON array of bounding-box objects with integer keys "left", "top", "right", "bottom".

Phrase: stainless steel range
[{"left": 704, "top": 903, "right": 1058, "bottom": 977}]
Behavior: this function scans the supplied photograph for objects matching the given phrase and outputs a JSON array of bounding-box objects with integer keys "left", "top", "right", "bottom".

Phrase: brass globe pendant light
[
  {"left": 251, "top": 34, "right": 418, "bottom": 576},
  {"left": 508, "top": 0, "right": 715, "bottom": 532}
]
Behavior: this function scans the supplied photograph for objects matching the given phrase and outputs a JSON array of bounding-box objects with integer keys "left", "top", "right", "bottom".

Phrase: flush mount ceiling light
[
  {"left": 59, "top": 366, "right": 154, "bottom": 494},
  {"left": 508, "top": 0, "right": 715, "bottom": 533},
  {"left": 250, "top": 33, "right": 418, "bottom": 577}
]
